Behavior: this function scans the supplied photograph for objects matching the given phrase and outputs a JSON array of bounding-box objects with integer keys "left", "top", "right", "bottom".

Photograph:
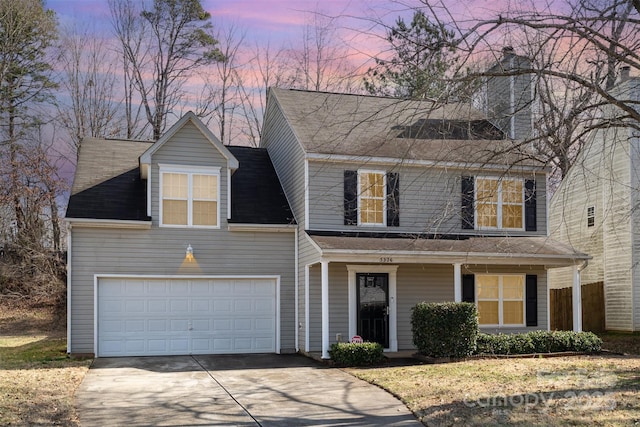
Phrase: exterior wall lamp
[{"left": 186, "top": 244, "right": 194, "bottom": 262}]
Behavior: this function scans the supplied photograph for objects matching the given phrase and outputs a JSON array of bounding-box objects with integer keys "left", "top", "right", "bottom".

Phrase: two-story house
[
  {"left": 65, "top": 90, "right": 588, "bottom": 359},
  {"left": 549, "top": 70, "right": 640, "bottom": 332}
]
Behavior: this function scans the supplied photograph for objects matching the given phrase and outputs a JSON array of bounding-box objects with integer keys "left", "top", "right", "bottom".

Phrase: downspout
[
  {"left": 294, "top": 227, "right": 299, "bottom": 352},
  {"left": 66, "top": 222, "right": 72, "bottom": 354}
]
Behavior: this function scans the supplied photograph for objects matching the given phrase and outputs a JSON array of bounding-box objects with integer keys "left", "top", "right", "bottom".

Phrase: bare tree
[
  {"left": 57, "top": 25, "right": 123, "bottom": 157},
  {"left": 288, "top": 9, "right": 359, "bottom": 92},
  {"left": 403, "top": 0, "right": 640, "bottom": 179},
  {"left": 235, "top": 40, "right": 294, "bottom": 146},
  {"left": 109, "top": 0, "right": 225, "bottom": 140},
  {"left": 197, "top": 23, "right": 246, "bottom": 145}
]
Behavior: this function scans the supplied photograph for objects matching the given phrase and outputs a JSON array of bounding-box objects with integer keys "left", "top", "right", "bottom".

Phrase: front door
[{"left": 356, "top": 273, "right": 389, "bottom": 348}]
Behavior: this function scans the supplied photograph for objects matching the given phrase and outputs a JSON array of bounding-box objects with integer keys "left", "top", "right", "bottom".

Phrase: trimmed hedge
[
  {"left": 329, "top": 342, "right": 384, "bottom": 366},
  {"left": 411, "top": 302, "right": 478, "bottom": 358},
  {"left": 475, "top": 331, "right": 602, "bottom": 355}
]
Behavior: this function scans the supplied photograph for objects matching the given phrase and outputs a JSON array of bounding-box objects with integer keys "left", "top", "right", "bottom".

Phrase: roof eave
[
  {"left": 318, "top": 248, "right": 590, "bottom": 267},
  {"left": 305, "top": 152, "right": 549, "bottom": 173},
  {"left": 65, "top": 218, "right": 152, "bottom": 229},
  {"left": 139, "top": 112, "right": 239, "bottom": 179}
]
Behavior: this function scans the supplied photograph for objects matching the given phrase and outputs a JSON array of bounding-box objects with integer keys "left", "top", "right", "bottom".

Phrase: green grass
[{"left": 0, "top": 336, "right": 73, "bottom": 368}]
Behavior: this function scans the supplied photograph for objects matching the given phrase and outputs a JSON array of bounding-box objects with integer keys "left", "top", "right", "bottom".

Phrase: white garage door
[{"left": 97, "top": 277, "right": 277, "bottom": 357}]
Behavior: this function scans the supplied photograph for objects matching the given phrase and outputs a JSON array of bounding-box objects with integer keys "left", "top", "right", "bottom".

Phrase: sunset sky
[{"left": 46, "top": 1, "right": 505, "bottom": 48}]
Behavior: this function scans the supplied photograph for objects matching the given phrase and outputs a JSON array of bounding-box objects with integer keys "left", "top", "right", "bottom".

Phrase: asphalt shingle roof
[
  {"left": 65, "top": 138, "right": 294, "bottom": 225},
  {"left": 308, "top": 233, "right": 589, "bottom": 264},
  {"left": 227, "top": 146, "right": 295, "bottom": 225},
  {"left": 66, "top": 137, "right": 152, "bottom": 221},
  {"left": 269, "top": 88, "right": 543, "bottom": 168}
]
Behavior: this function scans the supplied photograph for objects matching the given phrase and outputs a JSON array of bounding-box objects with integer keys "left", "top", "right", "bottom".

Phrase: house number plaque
[{"left": 379, "top": 257, "right": 393, "bottom": 263}]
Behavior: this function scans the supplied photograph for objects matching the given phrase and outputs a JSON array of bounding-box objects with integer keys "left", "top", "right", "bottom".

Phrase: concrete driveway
[{"left": 75, "top": 354, "right": 421, "bottom": 426}]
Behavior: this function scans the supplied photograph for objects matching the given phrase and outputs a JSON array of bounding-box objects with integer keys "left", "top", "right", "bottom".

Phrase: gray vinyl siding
[
  {"left": 260, "top": 96, "right": 306, "bottom": 227},
  {"left": 69, "top": 227, "right": 295, "bottom": 354},
  {"left": 307, "top": 160, "right": 547, "bottom": 235},
  {"left": 396, "top": 264, "right": 454, "bottom": 349},
  {"left": 299, "top": 232, "right": 321, "bottom": 350}
]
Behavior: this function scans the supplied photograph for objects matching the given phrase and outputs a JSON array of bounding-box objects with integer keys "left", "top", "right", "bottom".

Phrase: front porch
[{"left": 302, "top": 234, "right": 590, "bottom": 359}]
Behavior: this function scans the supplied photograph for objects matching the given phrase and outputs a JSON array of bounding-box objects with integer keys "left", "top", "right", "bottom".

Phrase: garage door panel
[
  {"left": 124, "top": 280, "right": 145, "bottom": 295},
  {"left": 170, "top": 299, "right": 188, "bottom": 312},
  {"left": 192, "top": 300, "right": 210, "bottom": 311},
  {"left": 148, "top": 319, "right": 167, "bottom": 332},
  {"left": 98, "top": 278, "right": 277, "bottom": 357},
  {"left": 148, "top": 300, "right": 167, "bottom": 312},
  {"left": 125, "top": 319, "right": 145, "bottom": 332}
]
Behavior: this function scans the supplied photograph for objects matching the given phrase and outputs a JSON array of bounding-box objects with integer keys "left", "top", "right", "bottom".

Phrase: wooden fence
[{"left": 550, "top": 281, "right": 605, "bottom": 332}]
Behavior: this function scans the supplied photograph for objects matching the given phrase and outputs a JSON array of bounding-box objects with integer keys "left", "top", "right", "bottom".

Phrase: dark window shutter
[
  {"left": 525, "top": 274, "right": 538, "bottom": 326},
  {"left": 461, "top": 176, "right": 474, "bottom": 229},
  {"left": 462, "top": 274, "right": 475, "bottom": 302},
  {"left": 386, "top": 172, "right": 400, "bottom": 227},
  {"left": 525, "top": 179, "right": 537, "bottom": 231},
  {"left": 344, "top": 170, "right": 358, "bottom": 225}
]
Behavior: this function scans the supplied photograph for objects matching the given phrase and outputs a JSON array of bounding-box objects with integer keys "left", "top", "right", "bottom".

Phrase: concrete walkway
[{"left": 75, "top": 354, "right": 421, "bottom": 426}]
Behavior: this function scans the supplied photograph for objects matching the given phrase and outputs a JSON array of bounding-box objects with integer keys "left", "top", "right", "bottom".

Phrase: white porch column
[
  {"left": 572, "top": 265, "right": 583, "bottom": 332},
  {"left": 321, "top": 260, "right": 330, "bottom": 359},
  {"left": 453, "top": 263, "right": 462, "bottom": 302},
  {"left": 304, "top": 264, "right": 310, "bottom": 353}
]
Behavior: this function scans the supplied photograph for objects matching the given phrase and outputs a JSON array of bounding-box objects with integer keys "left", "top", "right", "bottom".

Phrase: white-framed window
[
  {"left": 358, "top": 170, "right": 386, "bottom": 226},
  {"left": 476, "top": 177, "right": 524, "bottom": 230},
  {"left": 159, "top": 165, "right": 220, "bottom": 228},
  {"left": 476, "top": 274, "right": 525, "bottom": 326}
]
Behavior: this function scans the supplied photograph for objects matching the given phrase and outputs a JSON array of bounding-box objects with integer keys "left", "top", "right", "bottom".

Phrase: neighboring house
[
  {"left": 549, "top": 70, "right": 640, "bottom": 332},
  {"left": 66, "top": 83, "right": 589, "bottom": 359}
]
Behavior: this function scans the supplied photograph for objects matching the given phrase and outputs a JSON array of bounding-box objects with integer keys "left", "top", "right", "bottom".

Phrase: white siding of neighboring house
[
  {"left": 549, "top": 83, "right": 640, "bottom": 330},
  {"left": 602, "top": 124, "right": 634, "bottom": 330},
  {"left": 549, "top": 128, "right": 605, "bottom": 292},
  {"left": 632, "top": 130, "right": 640, "bottom": 330}
]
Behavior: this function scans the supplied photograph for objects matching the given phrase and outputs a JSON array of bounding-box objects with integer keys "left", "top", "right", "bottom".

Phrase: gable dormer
[{"left": 139, "top": 112, "right": 239, "bottom": 228}]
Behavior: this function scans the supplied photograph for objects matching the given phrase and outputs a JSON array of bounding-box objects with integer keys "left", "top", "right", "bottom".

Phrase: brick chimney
[{"left": 620, "top": 66, "right": 631, "bottom": 82}]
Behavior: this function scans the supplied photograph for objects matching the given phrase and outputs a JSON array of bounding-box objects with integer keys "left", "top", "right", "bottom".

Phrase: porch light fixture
[{"left": 186, "top": 244, "right": 194, "bottom": 262}]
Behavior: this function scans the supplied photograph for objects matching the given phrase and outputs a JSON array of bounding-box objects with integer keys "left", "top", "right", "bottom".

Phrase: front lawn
[
  {"left": 0, "top": 303, "right": 91, "bottom": 426},
  {"left": 348, "top": 355, "right": 640, "bottom": 426}
]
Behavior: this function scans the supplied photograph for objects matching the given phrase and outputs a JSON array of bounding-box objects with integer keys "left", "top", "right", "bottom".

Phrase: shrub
[
  {"left": 411, "top": 302, "right": 478, "bottom": 358},
  {"left": 475, "top": 331, "right": 602, "bottom": 355},
  {"left": 329, "top": 342, "right": 384, "bottom": 366}
]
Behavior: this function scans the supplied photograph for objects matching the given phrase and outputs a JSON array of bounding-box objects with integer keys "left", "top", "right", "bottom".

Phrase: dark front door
[{"left": 356, "top": 273, "right": 389, "bottom": 348}]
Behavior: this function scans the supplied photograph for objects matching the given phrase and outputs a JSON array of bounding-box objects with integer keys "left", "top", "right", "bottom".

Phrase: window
[
  {"left": 160, "top": 166, "right": 219, "bottom": 227},
  {"left": 358, "top": 170, "right": 386, "bottom": 226},
  {"left": 476, "top": 177, "right": 523, "bottom": 229},
  {"left": 476, "top": 274, "right": 525, "bottom": 326},
  {"left": 587, "top": 206, "right": 595, "bottom": 227}
]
